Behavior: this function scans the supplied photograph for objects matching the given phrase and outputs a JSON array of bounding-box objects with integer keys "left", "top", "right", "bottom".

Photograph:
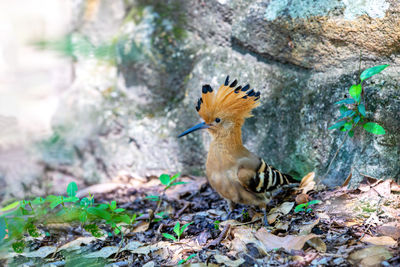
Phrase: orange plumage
[{"left": 180, "top": 76, "right": 295, "bottom": 223}]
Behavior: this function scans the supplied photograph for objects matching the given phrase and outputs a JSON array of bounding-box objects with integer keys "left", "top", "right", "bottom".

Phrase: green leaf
[
  {"left": 114, "top": 208, "right": 125, "bottom": 213},
  {"left": 307, "top": 200, "right": 322, "bottom": 206},
  {"left": 344, "top": 122, "right": 353, "bottom": 130},
  {"left": 339, "top": 110, "right": 355, "bottom": 119},
  {"left": 335, "top": 99, "right": 355, "bottom": 105},
  {"left": 110, "top": 201, "right": 117, "bottom": 211},
  {"left": 348, "top": 130, "right": 354, "bottom": 137},
  {"left": 87, "top": 207, "right": 112, "bottom": 220},
  {"left": 84, "top": 224, "right": 104, "bottom": 238},
  {"left": 159, "top": 174, "right": 171, "bottom": 186},
  {"left": 80, "top": 197, "right": 91, "bottom": 208},
  {"left": 26, "top": 223, "right": 40, "bottom": 238},
  {"left": 1, "top": 201, "right": 20, "bottom": 212},
  {"left": 12, "top": 240, "right": 26, "bottom": 253},
  {"left": 79, "top": 211, "right": 88, "bottom": 223},
  {"left": 170, "top": 172, "right": 181, "bottom": 183},
  {"left": 360, "top": 64, "right": 389, "bottom": 81},
  {"left": 162, "top": 233, "right": 177, "bottom": 241},
  {"left": 114, "top": 214, "right": 131, "bottom": 224},
  {"left": 131, "top": 214, "right": 137, "bottom": 224},
  {"left": 49, "top": 197, "right": 63, "bottom": 210},
  {"left": 294, "top": 204, "right": 306, "bottom": 213},
  {"left": 354, "top": 116, "right": 361, "bottom": 124},
  {"left": 114, "top": 227, "right": 121, "bottom": 235},
  {"left": 63, "top": 196, "right": 80, "bottom": 203},
  {"left": 358, "top": 104, "right": 366, "bottom": 117},
  {"left": 32, "top": 197, "right": 44, "bottom": 205},
  {"left": 180, "top": 222, "right": 193, "bottom": 235},
  {"left": 67, "top": 182, "right": 78, "bottom": 197},
  {"left": 97, "top": 203, "right": 109, "bottom": 210},
  {"left": 170, "top": 182, "right": 187, "bottom": 188},
  {"left": 328, "top": 120, "right": 346, "bottom": 130},
  {"left": 339, "top": 105, "right": 348, "bottom": 114},
  {"left": 349, "top": 84, "right": 362, "bottom": 102},
  {"left": 178, "top": 253, "right": 197, "bottom": 264},
  {"left": 363, "top": 122, "right": 386, "bottom": 135},
  {"left": 145, "top": 195, "right": 160, "bottom": 201},
  {"left": 174, "top": 222, "right": 181, "bottom": 237}
]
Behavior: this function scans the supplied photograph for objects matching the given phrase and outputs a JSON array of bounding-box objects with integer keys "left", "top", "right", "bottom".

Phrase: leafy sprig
[
  {"left": 330, "top": 64, "right": 388, "bottom": 136},
  {"left": 162, "top": 221, "right": 193, "bottom": 242}
]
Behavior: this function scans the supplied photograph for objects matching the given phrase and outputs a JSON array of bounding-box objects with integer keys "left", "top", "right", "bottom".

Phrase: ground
[{"left": 2, "top": 173, "right": 400, "bottom": 266}]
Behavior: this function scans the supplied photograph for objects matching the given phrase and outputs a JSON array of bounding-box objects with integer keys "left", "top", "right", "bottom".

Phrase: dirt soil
[{"left": 4, "top": 173, "right": 400, "bottom": 267}]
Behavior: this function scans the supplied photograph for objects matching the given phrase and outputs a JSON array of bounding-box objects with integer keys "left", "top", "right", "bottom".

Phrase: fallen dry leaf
[
  {"left": 306, "top": 237, "right": 326, "bottom": 252},
  {"left": 132, "top": 221, "right": 150, "bottom": 233},
  {"left": 295, "top": 193, "right": 309, "bottom": 204},
  {"left": 298, "top": 218, "right": 320, "bottom": 235},
  {"left": 224, "top": 227, "right": 258, "bottom": 253},
  {"left": 214, "top": 254, "right": 245, "bottom": 267},
  {"left": 299, "top": 172, "right": 315, "bottom": 194},
  {"left": 267, "top": 202, "right": 294, "bottom": 224},
  {"left": 373, "top": 180, "right": 391, "bottom": 197},
  {"left": 348, "top": 246, "right": 392, "bottom": 267},
  {"left": 341, "top": 171, "right": 352, "bottom": 187},
  {"left": 255, "top": 228, "right": 317, "bottom": 251},
  {"left": 361, "top": 235, "right": 397, "bottom": 247}
]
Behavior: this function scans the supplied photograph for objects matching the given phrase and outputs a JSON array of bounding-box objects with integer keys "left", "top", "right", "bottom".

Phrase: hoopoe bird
[{"left": 179, "top": 76, "right": 297, "bottom": 222}]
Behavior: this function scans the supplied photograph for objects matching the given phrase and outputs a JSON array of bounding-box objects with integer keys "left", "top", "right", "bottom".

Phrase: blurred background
[{"left": 1, "top": 0, "right": 399, "bottom": 203}]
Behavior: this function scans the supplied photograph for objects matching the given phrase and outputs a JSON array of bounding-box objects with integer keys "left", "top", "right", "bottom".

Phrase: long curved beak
[{"left": 178, "top": 122, "right": 209, "bottom": 138}]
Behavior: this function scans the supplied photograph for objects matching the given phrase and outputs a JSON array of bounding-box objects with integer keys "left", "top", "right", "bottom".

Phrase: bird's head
[{"left": 178, "top": 76, "right": 261, "bottom": 139}]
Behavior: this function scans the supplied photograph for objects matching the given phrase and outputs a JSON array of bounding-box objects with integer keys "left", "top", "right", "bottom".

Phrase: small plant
[
  {"left": 145, "top": 173, "right": 186, "bottom": 202},
  {"left": 329, "top": 64, "right": 389, "bottom": 136},
  {"left": 0, "top": 182, "right": 135, "bottom": 253},
  {"left": 162, "top": 221, "right": 193, "bottom": 242},
  {"left": 241, "top": 209, "right": 250, "bottom": 221},
  {"left": 145, "top": 173, "right": 187, "bottom": 219},
  {"left": 213, "top": 220, "right": 220, "bottom": 230},
  {"left": 178, "top": 253, "right": 196, "bottom": 265},
  {"left": 294, "top": 200, "right": 322, "bottom": 213},
  {"left": 324, "top": 64, "right": 389, "bottom": 178}
]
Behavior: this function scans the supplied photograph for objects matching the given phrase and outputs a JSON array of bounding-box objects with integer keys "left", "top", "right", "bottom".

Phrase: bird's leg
[
  {"left": 263, "top": 207, "right": 270, "bottom": 227},
  {"left": 223, "top": 200, "right": 236, "bottom": 220}
]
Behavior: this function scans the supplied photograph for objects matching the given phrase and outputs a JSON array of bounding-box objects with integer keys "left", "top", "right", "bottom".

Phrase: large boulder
[
  {"left": 3, "top": 0, "right": 399, "bottom": 201},
  {"left": 50, "top": 0, "right": 400, "bottom": 187}
]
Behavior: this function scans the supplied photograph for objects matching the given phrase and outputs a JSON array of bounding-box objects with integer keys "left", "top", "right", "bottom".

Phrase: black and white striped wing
[{"left": 247, "top": 158, "right": 296, "bottom": 193}]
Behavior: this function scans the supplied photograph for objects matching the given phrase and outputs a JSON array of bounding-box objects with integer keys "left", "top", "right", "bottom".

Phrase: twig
[
  {"left": 204, "top": 224, "right": 231, "bottom": 249},
  {"left": 174, "top": 202, "right": 191, "bottom": 219}
]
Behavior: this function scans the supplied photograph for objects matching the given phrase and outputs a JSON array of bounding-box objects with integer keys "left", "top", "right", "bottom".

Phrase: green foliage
[
  {"left": 330, "top": 64, "right": 388, "bottom": 136},
  {"left": 213, "top": 220, "right": 221, "bottom": 230},
  {"left": 294, "top": 200, "right": 322, "bottom": 213},
  {"left": 159, "top": 172, "right": 186, "bottom": 190},
  {"left": 145, "top": 172, "right": 187, "bottom": 204},
  {"left": 0, "top": 182, "right": 136, "bottom": 253},
  {"left": 32, "top": 34, "right": 118, "bottom": 63},
  {"left": 163, "top": 221, "right": 193, "bottom": 242},
  {"left": 178, "top": 253, "right": 197, "bottom": 265},
  {"left": 360, "top": 64, "right": 389, "bottom": 82},
  {"left": 363, "top": 122, "right": 386, "bottom": 135}
]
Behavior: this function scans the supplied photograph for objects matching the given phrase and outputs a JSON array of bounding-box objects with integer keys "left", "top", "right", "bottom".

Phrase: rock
[{"left": 2, "top": 0, "right": 400, "bottom": 199}]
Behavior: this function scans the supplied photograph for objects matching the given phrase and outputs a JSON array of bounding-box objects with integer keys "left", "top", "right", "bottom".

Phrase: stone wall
[{"left": 2, "top": 0, "right": 399, "bottom": 201}]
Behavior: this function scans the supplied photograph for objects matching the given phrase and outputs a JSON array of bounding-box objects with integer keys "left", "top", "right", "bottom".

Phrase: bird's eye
[{"left": 215, "top": 118, "right": 221, "bottom": 123}]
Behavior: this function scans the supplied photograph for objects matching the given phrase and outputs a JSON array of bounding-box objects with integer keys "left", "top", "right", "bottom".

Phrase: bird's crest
[{"left": 196, "top": 76, "right": 260, "bottom": 123}]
